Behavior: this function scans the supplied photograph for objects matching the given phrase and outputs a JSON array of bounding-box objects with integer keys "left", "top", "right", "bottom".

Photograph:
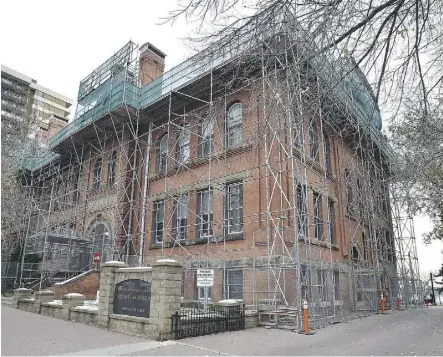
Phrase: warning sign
[{"left": 197, "top": 269, "right": 214, "bottom": 287}]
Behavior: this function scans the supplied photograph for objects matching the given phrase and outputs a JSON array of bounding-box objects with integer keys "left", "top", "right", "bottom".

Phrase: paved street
[{"left": 2, "top": 305, "right": 442, "bottom": 356}]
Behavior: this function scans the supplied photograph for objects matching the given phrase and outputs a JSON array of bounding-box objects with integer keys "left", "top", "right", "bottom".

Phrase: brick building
[{"left": 20, "top": 11, "right": 399, "bottom": 325}]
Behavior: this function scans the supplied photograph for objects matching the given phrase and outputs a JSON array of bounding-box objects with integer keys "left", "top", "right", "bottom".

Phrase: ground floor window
[{"left": 224, "top": 269, "right": 243, "bottom": 300}]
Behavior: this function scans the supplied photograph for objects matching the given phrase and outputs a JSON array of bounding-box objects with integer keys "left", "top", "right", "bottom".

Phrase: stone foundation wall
[
  {"left": 70, "top": 307, "right": 98, "bottom": 325},
  {"left": 40, "top": 303, "right": 64, "bottom": 319},
  {"left": 109, "top": 314, "right": 151, "bottom": 337}
]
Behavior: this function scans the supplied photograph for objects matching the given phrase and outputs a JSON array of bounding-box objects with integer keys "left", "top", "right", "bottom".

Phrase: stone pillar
[
  {"left": 97, "top": 261, "right": 128, "bottom": 328},
  {"left": 62, "top": 293, "right": 86, "bottom": 320},
  {"left": 34, "top": 290, "right": 55, "bottom": 313},
  {"left": 13, "top": 288, "right": 32, "bottom": 308},
  {"left": 150, "top": 259, "right": 182, "bottom": 341}
]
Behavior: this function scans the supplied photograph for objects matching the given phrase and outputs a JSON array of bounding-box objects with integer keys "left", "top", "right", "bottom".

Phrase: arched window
[
  {"left": 176, "top": 125, "right": 190, "bottom": 164},
  {"left": 108, "top": 151, "right": 117, "bottom": 186},
  {"left": 199, "top": 114, "right": 214, "bottom": 157},
  {"left": 226, "top": 102, "right": 243, "bottom": 147},
  {"left": 93, "top": 158, "right": 102, "bottom": 190},
  {"left": 157, "top": 134, "right": 168, "bottom": 172},
  {"left": 345, "top": 169, "right": 353, "bottom": 215}
]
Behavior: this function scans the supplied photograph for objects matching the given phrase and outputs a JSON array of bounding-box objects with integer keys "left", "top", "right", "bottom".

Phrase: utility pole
[{"left": 430, "top": 273, "right": 436, "bottom": 305}]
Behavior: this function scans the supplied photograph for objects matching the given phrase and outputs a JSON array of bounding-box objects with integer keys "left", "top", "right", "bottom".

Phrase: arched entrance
[{"left": 87, "top": 221, "right": 114, "bottom": 264}]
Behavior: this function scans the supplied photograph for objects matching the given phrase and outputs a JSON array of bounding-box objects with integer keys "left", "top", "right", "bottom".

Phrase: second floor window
[
  {"left": 313, "top": 192, "right": 323, "bottom": 240},
  {"left": 176, "top": 125, "right": 190, "bottom": 164},
  {"left": 226, "top": 102, "right": 243, "bottom": 147},
  {"left": 93, "top": 158, "right": 102, "bottom": 190},
  {"left": 297, "top": 183, "right": 308, "bottom": 237},
  {"left": 173, "top": 195, "right": 188, "bottom": 240},
  {"left": 323, "top": 133, "right": 332, "bottom": 173},
  {"left": 157, "top": 134, "right": 168, "bottom": 172},
  {"left": 199, "top": 115, "right": 215, "bottom": 157},
  {"left": 197, "top": 189, "right": 213, "bottom": 239},
  {"left": 226, "top": 182, "right": 243, "bottom": 234},
  {"left": 356, "top": 179, "right": 363, "bottom": 213},
  {"left": 108, "top": 151, "right": 117, "bottom": 186},
  {"left": 309, "top": 121, "right": 319, "bottom": 162},
  {"left": 153, "top": 200, "right": 165, "bottom": 243}
]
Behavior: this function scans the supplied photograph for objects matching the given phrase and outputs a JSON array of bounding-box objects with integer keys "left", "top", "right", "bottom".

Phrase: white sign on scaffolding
[{"left": 197, "top": 269, "right": 214, "bottom": 287}]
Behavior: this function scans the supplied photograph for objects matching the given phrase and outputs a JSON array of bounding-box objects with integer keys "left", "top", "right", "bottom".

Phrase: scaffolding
[{"left": 12, "top": 7, "right": 422, "bottom": 330}]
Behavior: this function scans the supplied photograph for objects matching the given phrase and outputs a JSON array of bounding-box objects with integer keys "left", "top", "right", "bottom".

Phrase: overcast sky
[{"left": 1, "top": 0, "right": 441, "bottom": 275}]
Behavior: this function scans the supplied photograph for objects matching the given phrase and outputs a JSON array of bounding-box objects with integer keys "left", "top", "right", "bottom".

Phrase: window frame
[
  {"left": 309, "top": 121, "right": 319, "bottom": 162},
  {"left": 197, "top": 188, "right": 214, "bottom": 239},
  {"left": 156, "top": 134, "right": 168, "bottom": 172},
  {"left": 108, "top": 151, "right": 117, "bottom": 186},
  {"left": 224, "top": 269, "right": 243, "bottom": 300},
  {"left": 176, "top": 124, "right": 191, "bottom": 164},
  {"left": 153, "top": 200, "right": 165, "bottom": 243},
  {"left": 345, "top": 169, "right": 353, "bottom": 215},
  {"left": 199, "top": 114, "right": 215, "bottom": 157},
  {"left": 173, "top": 195, "right": 188, "bottom": 241},
  {"left": 225, "top": 182, "right": 243, "bottom": 235},
  {"left": 323, "top": 132, "right": 332, "bottom": 173},
  {"left": 313, "top": 192, "right": 323, "bottom": 240},
  {"left": 226, "top": 102, "right": 243, "bottom": 148},
  {"left": 93, "top": 158, "right": 102, "bottom": 190},
  {"left": 297, "top": 183, "right": 309, "bottom": 237},
  {"left": 327, "top": 198, "right": 335, "bottom": 244}
]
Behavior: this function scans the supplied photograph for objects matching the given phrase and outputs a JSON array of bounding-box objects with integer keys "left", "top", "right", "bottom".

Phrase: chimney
[{"left": 139, "top": 42, "right": 166, "bottom": 86}]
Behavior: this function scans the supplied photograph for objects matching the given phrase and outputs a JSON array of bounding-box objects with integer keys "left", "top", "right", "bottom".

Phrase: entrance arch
[{"left": 87, "top": 221, "right": 114, "bottom": 263}]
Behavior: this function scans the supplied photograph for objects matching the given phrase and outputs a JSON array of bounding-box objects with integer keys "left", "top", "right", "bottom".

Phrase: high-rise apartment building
[{"left": 1, "top": 65, "right": 73, "bottom": 147}]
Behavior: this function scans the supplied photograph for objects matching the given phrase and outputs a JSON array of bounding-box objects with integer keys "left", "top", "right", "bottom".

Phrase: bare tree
[
  {"left": 164, "top": 0, "right": 442, "bottom": 112},
  {"left": 390, "top": 95, "right": 443, "bottom": 242}
]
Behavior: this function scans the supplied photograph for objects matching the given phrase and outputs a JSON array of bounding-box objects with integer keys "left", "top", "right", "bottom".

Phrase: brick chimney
[{"left": 139, "top": 42, "right": 166, "bottom": 86}]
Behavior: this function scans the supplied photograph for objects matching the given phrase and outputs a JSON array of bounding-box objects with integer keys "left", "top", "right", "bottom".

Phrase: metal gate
[{"left": 171, "top": 304, "right": 245, "bottom": 339}]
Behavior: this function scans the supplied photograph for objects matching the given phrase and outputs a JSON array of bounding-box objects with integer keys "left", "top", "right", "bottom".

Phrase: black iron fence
[{"left": 171, "top": 304, "right": 245, "bottom": 339}]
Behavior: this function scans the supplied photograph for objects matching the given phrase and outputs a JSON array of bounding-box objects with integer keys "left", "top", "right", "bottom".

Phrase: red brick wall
[{"left": 53, "top": 270, "right": 100, "bottom": 300}]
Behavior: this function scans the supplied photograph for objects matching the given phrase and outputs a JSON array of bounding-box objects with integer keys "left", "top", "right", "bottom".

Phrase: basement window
[{"left": 225, "top": 269, "right": 243, "bottom": 300}]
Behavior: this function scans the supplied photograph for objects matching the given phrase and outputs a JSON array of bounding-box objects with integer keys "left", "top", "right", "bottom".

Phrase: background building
[{"left": 1, "top": 65, "right": 72, "bottom": 147}]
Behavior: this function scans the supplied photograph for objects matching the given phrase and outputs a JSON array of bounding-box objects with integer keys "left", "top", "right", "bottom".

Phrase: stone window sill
[{"left": 150, "top": 233, "right": 244, "bottom": 249}]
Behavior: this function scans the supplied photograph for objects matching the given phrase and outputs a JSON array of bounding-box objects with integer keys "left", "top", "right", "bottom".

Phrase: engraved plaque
[{"left": 113, "top": 279, "right": 151, "bottom": 318}]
